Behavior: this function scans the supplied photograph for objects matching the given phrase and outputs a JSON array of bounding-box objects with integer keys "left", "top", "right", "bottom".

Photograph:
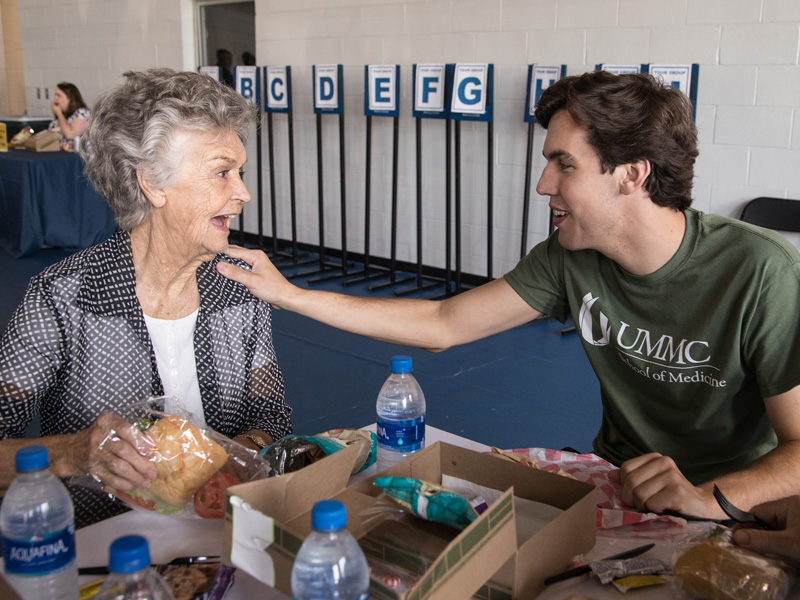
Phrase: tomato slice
[
  {"left": 193, "top": 472, "right": 238, "bottom": 519},
  {"left": 115, "top": 489, "right": 156, "bottom": 512}
]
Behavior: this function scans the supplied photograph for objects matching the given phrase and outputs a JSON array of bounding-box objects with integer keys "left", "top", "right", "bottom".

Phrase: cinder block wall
[{"left": 15, "top": 0, "right": 800, "bottom": 276}]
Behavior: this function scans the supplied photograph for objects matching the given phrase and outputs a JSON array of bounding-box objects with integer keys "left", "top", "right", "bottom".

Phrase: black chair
[{"left": 740, "top": 197, "right": 800, "bottom": 232}]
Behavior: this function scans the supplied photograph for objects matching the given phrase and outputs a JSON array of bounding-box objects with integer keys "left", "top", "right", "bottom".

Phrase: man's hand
[
  {"left": 217, "top": 245, "right": 297, "bottom": 309},
  {"left": 608, "top": 452, "right": 723, "bottom": 519},
  {"left": 733, "top": 496, "right": 800, "bottom": 562}
]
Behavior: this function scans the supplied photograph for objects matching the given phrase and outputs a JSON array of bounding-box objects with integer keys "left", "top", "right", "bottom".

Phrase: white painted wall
[{"left": 16, "top": 0, "right": 800, "bottom": 275}]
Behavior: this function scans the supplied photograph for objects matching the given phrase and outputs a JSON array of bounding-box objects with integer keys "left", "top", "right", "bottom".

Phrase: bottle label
[
  {"left": 2, "top": 522, "right": 76, "bottom": 576},
  {"left": 377, "top": 416, "right": 425, "bottom": 453}
]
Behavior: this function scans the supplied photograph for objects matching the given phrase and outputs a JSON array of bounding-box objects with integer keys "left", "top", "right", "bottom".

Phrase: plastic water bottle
[
  {"left": 376, "top": 355, "right": 426, "bottom": 472},
  {"left": 94, "top": 535, "right": 175, "bottom": 600},
  {"left": 291, "top": 499, "right": 369, "bottom": 600},
  {"left": 0, "top": 446, "right": 78, "bottom": 600}
]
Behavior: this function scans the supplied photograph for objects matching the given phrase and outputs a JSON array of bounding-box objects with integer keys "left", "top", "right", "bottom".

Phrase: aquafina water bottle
[
  {"left": 0, "top": 446, "right": 78, "bottom": 600},
  {"left": 376, "top": 355, "right": 426, "bottom": 472},
  {"left": 94, "top": 535, "right": 175, "bottom": 600},
  {"left": 291, "top": 499, "right": 369, "bottom": 600}
]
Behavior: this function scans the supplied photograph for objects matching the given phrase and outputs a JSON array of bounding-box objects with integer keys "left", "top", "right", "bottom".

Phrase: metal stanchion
[
  {"left": 520, "top": 121, "right": 534, "bottom": 259},
  {"left": 368, "top": 115, "right": 414, "bottom": 292},
  {"left": 287, "top": 113, "right": 346, "bottom": 279},
  {"left": 255, "top": 110, "right": 264, "bottom": 250},
  {"left": 342, "top": 115, "right": 391, "bottom": 286},
  {"left": 486, "top": 119, "right": 494, "bottom": 281},
  {"left": 395, "top": 118, "right": 448, "bottom": 297},
  {"left": 307, "top": 109, "right": 354, "bottom": 283}
]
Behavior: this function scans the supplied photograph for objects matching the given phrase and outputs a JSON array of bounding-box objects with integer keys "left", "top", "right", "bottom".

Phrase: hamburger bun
[{"left": 145, "top": 415, "right": 229, "bottom": 507}]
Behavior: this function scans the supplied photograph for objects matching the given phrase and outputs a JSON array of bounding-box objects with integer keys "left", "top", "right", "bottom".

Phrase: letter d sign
[{"left": 314, "top": 64, "right": 342, "bottom": 114}]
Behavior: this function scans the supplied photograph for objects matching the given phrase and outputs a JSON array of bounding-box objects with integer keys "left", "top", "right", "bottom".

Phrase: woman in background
[{"left": 48, "top": 81, "right": 90, "bottom": 149}]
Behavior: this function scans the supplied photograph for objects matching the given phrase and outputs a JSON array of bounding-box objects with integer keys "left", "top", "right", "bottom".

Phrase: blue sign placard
[
  {"left": 524, "top": 65, "right": 566, "bottom": 123},
  {"left": 412, "top": 64, "right": 453, "bottom": 119},
  {"left": 198, "top": 66, "right": 222, "bottom": 82},
  {"left": 313, "top": 64, "right": 343, "bottom": 115},
  {"left": 450, "top": 63, "right": 493, "bottom": 122},
  {"left": 235, "top": 66, "right": 260, "bottom": 107},
  {"left": 264, "top": 66, "right": 291, "bottom": 114},
  {"left": 595, "top": 64, "right": 646, "bottom": 75},
  {"left": 647, "top": 64, "right": 700, "bottom": 122},
  {"left": 364, "top": 65, "right": 400, "bottom": 117}
]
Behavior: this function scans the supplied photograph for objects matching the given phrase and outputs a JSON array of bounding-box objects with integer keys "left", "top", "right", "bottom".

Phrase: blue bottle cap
[
  {"left": 108, "top": 535, "right": 151, "bottom": 574},
  {"left": 311, "top": 499, "right": 347, "bottom": 531},
  {"left": 15, "top": 446, "right": 49, "bottom": 472},
  {"left": 390, "top": 355, "right": 413, "bottom": 374}
]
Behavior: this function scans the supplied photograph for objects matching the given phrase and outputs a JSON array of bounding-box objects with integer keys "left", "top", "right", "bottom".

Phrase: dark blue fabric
[{"left": 0, "top": 149, "right": 117, "bottom": 258}]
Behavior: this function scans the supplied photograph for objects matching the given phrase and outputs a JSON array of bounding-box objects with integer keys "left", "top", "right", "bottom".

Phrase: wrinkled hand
[
  {"left": 216, "top": 245, "right": 296, "bottom": 308},
  {"left": 74, "top": 412, "right": 157, "bottom": 492},
  {"left": 608, "top": 452, "right": 719, "bottom": 519},
  {"left": 733, "top": 496, "right": 800, "bottom": 562}
]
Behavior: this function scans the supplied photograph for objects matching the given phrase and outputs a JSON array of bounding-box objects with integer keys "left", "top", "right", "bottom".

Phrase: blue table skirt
[{"left": 0, "top": 149, "right": 118, "bottom": 258}]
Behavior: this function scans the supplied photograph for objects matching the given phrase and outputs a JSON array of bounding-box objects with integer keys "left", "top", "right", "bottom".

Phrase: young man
[{"left": 218, "top": 71, "right": 800, "bottom": 520}]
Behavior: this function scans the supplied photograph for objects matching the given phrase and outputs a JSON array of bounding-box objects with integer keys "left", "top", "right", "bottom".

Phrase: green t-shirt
[{"left": 505, "top": 209, "right": 800, "bottom": 483}]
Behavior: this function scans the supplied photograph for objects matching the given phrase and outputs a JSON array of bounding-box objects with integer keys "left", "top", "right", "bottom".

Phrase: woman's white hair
[{"left": 81, "top": 68, "right": 256, "bottom": 231}]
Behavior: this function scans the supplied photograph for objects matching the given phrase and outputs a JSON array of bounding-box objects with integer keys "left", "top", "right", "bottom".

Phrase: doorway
[{"left": 196, "top": 1, "right": 256, "bottom": 70}]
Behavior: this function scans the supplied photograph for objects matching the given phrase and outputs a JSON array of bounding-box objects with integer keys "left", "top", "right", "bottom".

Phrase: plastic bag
[
  {"left": 373, "top": 476, "right": 487, "bottom": 530},
  {"left": 75, "top": 396, "right": 270, "bottom": 518},
  {"left": 261, "top": 428, "right": 376, "bottom": 476},
  {"left": 672, "top": 527, "right": 793, "bottom": 600}
]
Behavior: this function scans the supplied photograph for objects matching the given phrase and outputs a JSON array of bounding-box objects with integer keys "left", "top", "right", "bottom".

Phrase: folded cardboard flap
[{"left": 222, "top": 441, "right": 361, "bottom": 567}]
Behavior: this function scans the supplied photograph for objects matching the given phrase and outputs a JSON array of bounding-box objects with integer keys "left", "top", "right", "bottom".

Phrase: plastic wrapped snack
[
  {"left": 673, "top": 529, "right": 792, "bottom": 600},
  {"left": 373, "top": 477, "right": 485, "bottom": 530},
  {"left": 78, "top": 397, "right": 270, "bottom": 518},
  {"left": 157, "top": 563, "right": 236, "bottom": 600},
  {"left": 261, "top": 428, "right": 376, "bottom": 476}
]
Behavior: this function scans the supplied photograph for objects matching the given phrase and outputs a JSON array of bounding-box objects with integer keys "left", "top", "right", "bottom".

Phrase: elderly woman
[
  {"left": 48, "top": 81, "right": 91, "bottom": 149},
  {"left": 0, "top": 69, "right": 292, "bottom": 527}
]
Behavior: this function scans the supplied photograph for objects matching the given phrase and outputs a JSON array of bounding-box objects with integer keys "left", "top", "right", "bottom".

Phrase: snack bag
[
  {"left": 261, "top": 428, "right": 376, "bottom": 476},
  {"left": 373, "top": 477, "right": 485, "bottom": 530}
]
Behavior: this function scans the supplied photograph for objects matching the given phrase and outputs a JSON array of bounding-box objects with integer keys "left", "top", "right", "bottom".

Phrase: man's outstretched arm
[{"left": 217, "top": 245, "right": 542, "bottom": 351}]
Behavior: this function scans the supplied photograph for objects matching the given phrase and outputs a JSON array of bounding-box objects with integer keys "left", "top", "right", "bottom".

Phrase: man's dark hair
[{"left": 534, "top": 71, "right": 698, "bottom": 212}]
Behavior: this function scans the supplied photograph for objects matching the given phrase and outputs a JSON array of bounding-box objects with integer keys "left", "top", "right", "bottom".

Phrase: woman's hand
[
  {"left": 71, "top": 412, "right": 157, "bottom": 492},
  {"left": 50, "top": 101, "right": 63, "bottom": 118}
]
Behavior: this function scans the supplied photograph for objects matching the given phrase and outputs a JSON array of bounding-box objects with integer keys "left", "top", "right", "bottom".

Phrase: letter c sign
[{"left": 266, "top": 66, "right": 289, "bottom": 112}]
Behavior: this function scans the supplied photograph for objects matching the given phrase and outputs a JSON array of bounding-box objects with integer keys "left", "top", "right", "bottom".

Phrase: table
[
  {"left": 0, "top": 148, "right": 117, "bottom": 258},
  {"left": 72, "top": 427, "right": 799, "bottom": 600}
]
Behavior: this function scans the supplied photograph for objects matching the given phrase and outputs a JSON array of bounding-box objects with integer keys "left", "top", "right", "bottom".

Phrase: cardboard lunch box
[{"left": 223, "top": 441, "right": 596, "bottom": 599}]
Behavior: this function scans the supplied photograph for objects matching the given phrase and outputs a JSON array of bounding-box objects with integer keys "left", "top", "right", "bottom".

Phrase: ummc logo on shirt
[{"left": 578, "top": 291, "right": 727, "bottom": 388}]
